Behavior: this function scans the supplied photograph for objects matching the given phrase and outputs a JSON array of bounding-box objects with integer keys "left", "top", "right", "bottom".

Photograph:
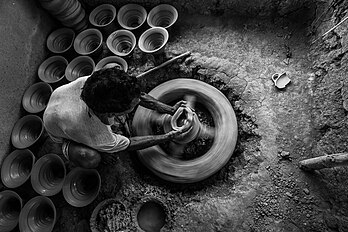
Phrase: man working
[{"left": 43, "top": 66, "right": 189, "bottom": 168}]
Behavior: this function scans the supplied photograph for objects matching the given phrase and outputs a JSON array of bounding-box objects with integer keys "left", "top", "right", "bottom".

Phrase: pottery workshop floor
[{"left": 35, "top": 11, "right": 342, "bottom": 232}]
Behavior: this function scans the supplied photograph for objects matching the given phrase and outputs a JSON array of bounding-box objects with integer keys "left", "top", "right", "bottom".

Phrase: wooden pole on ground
[
  {"left": 311, "top": 15, "right": 348, "bottom": 44},
  {"left": 299, "top": 153, "right": 348, "bottom": 171},
  {"left": 136, "top": 51, "right": 191, "bottom": 79}
]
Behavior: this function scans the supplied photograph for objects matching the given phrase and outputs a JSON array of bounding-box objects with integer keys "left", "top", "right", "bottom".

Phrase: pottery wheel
[{"left": 132, "top": 78, "right": 238, "bottom": 183}]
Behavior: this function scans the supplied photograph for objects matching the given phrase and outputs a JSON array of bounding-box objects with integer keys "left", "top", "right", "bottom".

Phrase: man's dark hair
[{"left": 80, "top": 67, "right": 141, "bottom": 113}]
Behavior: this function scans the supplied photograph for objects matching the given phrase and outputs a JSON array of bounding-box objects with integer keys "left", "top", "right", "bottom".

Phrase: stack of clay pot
[
  {"left": 0, "top": 149, "right": 58, "bottom": 232},
  {"left": 38, "top": 0, "right": 88, "bottom": 32},
  {"left": 0, "top": 149, "right": 101, "bottom": 231}
]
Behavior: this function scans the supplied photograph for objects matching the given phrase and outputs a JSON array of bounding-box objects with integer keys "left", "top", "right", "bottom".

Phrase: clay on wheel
[{"left": 132, "top": 78, "right": 238, "bottom": 183}]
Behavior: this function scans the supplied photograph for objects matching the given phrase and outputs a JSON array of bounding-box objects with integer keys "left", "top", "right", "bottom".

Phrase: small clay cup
[
  {"left": 95, "top": 56, "right": 128, "bottom": 72},
  {"left": 46, "top": 28, "right": 75, "bottom": 57},
  {"left": 38, "top": 56, "right": 68, "bottom": 84},
  {"left": 65, "top": 56, "right": 95, "bottom": 82},
  {"left": 272, "top": 72, "right": 291, "bottom": 89},
  {"left": 62, "top": 168, "right": 101, "bottom": 207},
  {"left": 11, "top": 115, "right": 44, "bottom": 149},
  {"left": 73, "top": 28, "right": 103, "bottom": 59},
  {"left": 18, "top": 196, "right": 56, "bottom": 232},
  {"left": 22, "top": 82, "right": 53, "bottom": 114},
  {"left": 147, "top": 4, "right": 178, "bottom": 29},
  {"left": 117, "top": 4, "right": 147, "bottom": 35},
  {"left": 31, "top": 154, "right": 66, "bottom": 196},
  {"left": 0, "top": 190, "right": 23, "bottom": 232},
  {"left": 89, "top": 4, "right": 117, "bottom": 38},
  {"left": 138, "top": 27, "right": 169, "bottom": 54},
  {"left": 1, "top": 149, "right": 35, "bottom": 188},
  {"left": 106, "top": 29, "right": 136, "bottom": 57}
]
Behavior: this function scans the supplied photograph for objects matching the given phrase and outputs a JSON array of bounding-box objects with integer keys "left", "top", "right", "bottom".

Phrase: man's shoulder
[{"left": 54, "top": 76, "right": 88, "bottom": 93}]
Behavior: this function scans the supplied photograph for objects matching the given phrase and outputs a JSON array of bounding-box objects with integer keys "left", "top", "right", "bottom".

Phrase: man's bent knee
[{"left": 66, "top": 141, "right": 101, "bottom": 169}]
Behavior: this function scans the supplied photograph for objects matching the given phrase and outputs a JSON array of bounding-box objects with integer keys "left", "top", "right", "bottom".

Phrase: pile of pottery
[
  {"left": 38, "top": 0, "right": 88, "bottom": 31},
  {"left": 38, "top": 3, "right": 178, "bottom": 84},
  {"left": 0, "top": 148, "right": 101, "bottom": 231}
]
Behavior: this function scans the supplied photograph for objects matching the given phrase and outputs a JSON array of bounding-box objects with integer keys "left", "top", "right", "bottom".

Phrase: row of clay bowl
[
  {"left": 37, "top": 3, "right": 178, "bottom": 83},
  {"left": 0, "top": 151, "right": 101, "bottom": 232},
  {"left": 45, "top": 3, "right": 177, "bottom": 56},
  {"left": 38, "top": 25, "right": 169, "bottom": 83},
  {"left": 37, "top": 54, "right": 129, "bottom": 84},
  {"left": 88, "top": 3, "right": 178, "bottom": 36},
  {"left": 87, "top": 3, "right": 177, "bottom": 40}
]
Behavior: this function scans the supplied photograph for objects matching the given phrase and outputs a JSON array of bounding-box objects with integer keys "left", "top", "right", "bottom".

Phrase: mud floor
[
  {"left": 45, "top": 9, "right": 337, "bottom": 232},
  {"left": 2, "top": 1, "right": 348, "bottom": 232}
]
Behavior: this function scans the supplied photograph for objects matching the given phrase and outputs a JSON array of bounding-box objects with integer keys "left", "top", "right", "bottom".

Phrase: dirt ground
[
  {"left": 50, "top": 5, "right": 347, "bottom": 232},
  {"left": 2, "top": 1, "right": 348, "bottom": 232}
]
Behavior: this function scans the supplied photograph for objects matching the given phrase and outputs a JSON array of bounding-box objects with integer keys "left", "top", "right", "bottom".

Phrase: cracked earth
[{"left": 51, "top": 9, "right": 342, "bottom": 231}]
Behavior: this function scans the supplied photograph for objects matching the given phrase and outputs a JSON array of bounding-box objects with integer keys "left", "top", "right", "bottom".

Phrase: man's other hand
[
  {"left": 167, "top": 116, "right": 193, "bottom": 139},
  {"left": 172, "top": 100, "right": 187, "bottom": 113}
]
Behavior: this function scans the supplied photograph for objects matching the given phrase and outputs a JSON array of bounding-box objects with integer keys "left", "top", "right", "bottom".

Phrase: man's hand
[
  {"left": 167, "top": 116, "right": 193, "bottom": 139},
  {"left": 172, "top": 100, "right": 187, "bottom": 113}
]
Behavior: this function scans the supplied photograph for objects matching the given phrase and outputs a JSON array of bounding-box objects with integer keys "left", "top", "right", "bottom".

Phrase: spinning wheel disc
[{"left": 132, "top": 78, "right": 238, "bottom": 183}]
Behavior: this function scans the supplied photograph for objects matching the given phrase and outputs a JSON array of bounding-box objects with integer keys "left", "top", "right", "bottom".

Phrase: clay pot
[
  {"left": 19, "top": 196, "right": 56, "bottom": 232},
  {"left": 138, "top": 27, "right": 169, "bottom": 54},
  {"left": 89, "top": 4, "right": 117, "bottom": 37},
  {"left": 1, "top": 149, "right": 35, "bottom": 188},
  {"left": 22, "top": 82, "right": 53, "bottom": 114},
  {"left": 95, "top": 56, "right": 128, "bottom": 72},
  {"left": 55, "top": 0, "right": 81, "bottom": 21},
  {"left": 117, "top": 4, "right": 147, "bottom": 31},
  {"left": 38, "top": 56, "right": 68, "bottom": 83},
  {"left": 0, "top": 190, "right": 23, "bottom": 232},
  {"left": 272, "top": 72, "right": 291, "bottom": 89},
  {"left": 106, "top": 30, "right": 136, "bottom": 57},
  {"left": 50, "top": 0, "right": 76, "bottom": 16},
  {"left": 39, "top": 0, "right": 66, "bottom": 12},
  {"left": 65, "top": 56, "right": 95, "bottom": 82},
  {"left": 72, "top": 16, "right": 89, "bottom": 32},
  {"left": 31, "top": 154, "right": 66, "bottom": 196},
  {"left": 165, "top": 106, "right": 200, "bottom": 144},
  {"left": 62, "top": 8, "right": 87, "bottom": 30},
  {"left": 11, "top": 115, "right": 44, "bottom": 149},
  {"left": 147, "top": 4, "right": 178, "bottom": 29},
  {"left": 134, "top": 196, "right": 168, "bottom": 232},
  {"left": 39, "top": 0, "right": 88, "bottom": 32},
  {"left": 62, "top": 168, "right": 101, "bottom": 207},
  {"left": 73, "top": 28, "right": 103, "bottom": 58},
  {"left": 46, "top": 28, "right": 75, "bottom": 55}
]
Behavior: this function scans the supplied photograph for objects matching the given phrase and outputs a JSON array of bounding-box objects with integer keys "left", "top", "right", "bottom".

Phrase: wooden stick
[
  {"left": 299, "top": 153, "right": 348, "bottom": 171},
  {"left": 312, "top": 15, "right": 348, "bottom": 44},
  {"left": 136, "top": 51, "right": 191, "bottom": 79}
]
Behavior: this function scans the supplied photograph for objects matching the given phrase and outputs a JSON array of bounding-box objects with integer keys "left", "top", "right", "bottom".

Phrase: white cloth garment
[{"left": 43, "top": 76, "right": 130, "bottom": 153}]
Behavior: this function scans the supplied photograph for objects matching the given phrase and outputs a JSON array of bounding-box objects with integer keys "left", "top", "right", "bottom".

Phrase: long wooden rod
[
  {"left": 136, "top": 51, "right": 191, "bottom": 79},
  {"left": 299, "top": 153, "right": 348, "bottom": 171}
]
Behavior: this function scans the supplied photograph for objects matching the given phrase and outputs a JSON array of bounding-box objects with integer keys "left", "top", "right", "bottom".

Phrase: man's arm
[
  {"left": 125, "top": 131, "right": 179, "bottom": 151},
  {"left": 139, "top": 92, "right": 185, "bottom": 115}
]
